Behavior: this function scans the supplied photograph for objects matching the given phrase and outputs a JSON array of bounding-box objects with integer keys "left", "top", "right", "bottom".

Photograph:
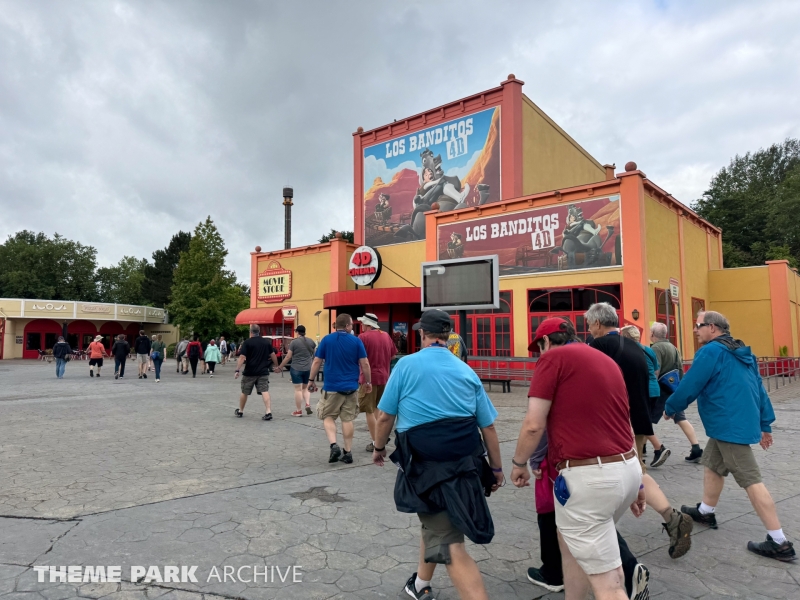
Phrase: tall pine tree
[
  {"left": 141, "top": 231, "right": 191, "bottom": 307},
  {"left": 168, "top": 218, "right": 248, "bottom": 337}
]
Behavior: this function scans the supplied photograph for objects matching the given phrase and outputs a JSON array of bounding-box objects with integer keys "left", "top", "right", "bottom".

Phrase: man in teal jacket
[{"left": 666, "top": 310, "right": 794, "bottom": 562}]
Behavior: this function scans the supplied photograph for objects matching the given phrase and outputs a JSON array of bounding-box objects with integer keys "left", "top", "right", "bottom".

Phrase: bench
[
  {"left": 479, "top": 377, "right": 512, "bottom": 393},
  {"left": 471, "top": 366, "right": 513, "bottom": 393}
]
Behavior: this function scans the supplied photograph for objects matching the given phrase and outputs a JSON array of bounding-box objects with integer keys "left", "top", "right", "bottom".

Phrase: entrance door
[{"left": 22, "top": 319, "right": 62, "bottom": 359}]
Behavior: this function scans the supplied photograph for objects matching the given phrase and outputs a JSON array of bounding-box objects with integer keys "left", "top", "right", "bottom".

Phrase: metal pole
[
  {"left": 283, "top": 186, "right": 294, "bottom": 250},
  {"left": 459, "top": 310, "right": 468, "bottom": 356}
]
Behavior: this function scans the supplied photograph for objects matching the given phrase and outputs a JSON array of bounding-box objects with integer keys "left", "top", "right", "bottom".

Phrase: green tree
[
  {"left": 694, "top": 138, "right": 800, "bottom": 267},
  {"left": 168, "top": 217, "right": 248, "bottom": 337},
  {"left": 0, "top": 231, "right": 98, "bottom": 300},
  {"left": 318, "top": 229, "right": 354, "bottom": 243},
  {"left": 96, "top": 256, "right": 149, "bottom": 304},
  {"left": 141, "top": 231, "right": 191, "bottom": 307}
]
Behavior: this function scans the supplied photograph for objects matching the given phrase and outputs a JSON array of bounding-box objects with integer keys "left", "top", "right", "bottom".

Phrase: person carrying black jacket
[
  {"left": 111, "top": 334, "right": 131, "bottom": 379},
  {"left": 371, "top": 309, "right": 503, "bottom": 600}
]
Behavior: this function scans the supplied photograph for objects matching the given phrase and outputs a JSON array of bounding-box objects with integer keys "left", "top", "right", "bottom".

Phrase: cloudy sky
[{"left": 2, "top": 0, "right": 799, "bottom": 281}]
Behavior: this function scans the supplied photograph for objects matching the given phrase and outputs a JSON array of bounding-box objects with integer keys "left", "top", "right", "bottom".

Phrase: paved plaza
[{"left": 1, "top": 359, "right": 799, "bottom": 599}]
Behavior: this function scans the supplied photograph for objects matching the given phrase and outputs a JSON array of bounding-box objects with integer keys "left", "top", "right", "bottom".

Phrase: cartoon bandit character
[
  {"left": 374, "top": 193, "right": 392, "bottom": 223},
  {"left": 550, "top": 204, "right": 614, "bottom": 268},
  {"left": 446, "top": 232, "right": 465, "bottom": 258},
  {"left": 395, "top": 149, "right": 470, "bottom": 241}
]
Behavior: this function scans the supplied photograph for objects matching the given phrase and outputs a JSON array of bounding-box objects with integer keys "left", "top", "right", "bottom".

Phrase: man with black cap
[
  {"left": 356, "top": 313, "right": 396, "bottom": 451},
  {"left": 372, "top": 308, "right": 504, "bottom": 600}
]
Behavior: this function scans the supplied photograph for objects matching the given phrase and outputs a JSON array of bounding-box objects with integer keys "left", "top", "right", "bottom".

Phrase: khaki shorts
[
  {"left": 634, "top": 434, "right": 648, "bottom": 474},
  {"left": 418, "top": 511, "right": 464, "bottom": 565},
  {"left": 181, "top": 356, "right": 188, "bottom": 370},
  {"left": 136, "top": 354, "right": 149, "bottom": 364},
  {"left": 241, "top": 375, "right": 270, "bottom": 395},
  {"left": 555, "top": 457, "right": 641, "bottom": 575},
  {"left": 701, "top": 438, "right": 762, "bottom": 488},
  {"left": 357, "top": 384, "right": 386, "bottom": 414},
  {"left": 317, "top": 390, "right": 358, "bottom": 422}
]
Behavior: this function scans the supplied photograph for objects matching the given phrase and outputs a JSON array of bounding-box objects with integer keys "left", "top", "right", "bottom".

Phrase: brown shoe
[{"left": 664, "top": 509, "right": 693, "bottom": 558}]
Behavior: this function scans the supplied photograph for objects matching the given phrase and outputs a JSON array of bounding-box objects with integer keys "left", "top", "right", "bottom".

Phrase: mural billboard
[
  {"left": 437, "top": 195, "right": 622, "bottom": 276},
  {"left": 363, "top": 106, "right": 501, "bottom": 247}
]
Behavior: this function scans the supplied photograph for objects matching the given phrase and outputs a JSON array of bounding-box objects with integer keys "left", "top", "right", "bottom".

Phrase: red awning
[
  {"left": 323, "top": 287, "right": 420, "bottom": 308},
  {"left": 235, "top": 307, "right": 284, "bottom": 325}
]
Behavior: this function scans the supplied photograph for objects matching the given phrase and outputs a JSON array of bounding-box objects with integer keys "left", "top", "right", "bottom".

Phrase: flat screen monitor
[{"left": 420, "top": 255, "right": 500, "bottom": 311}]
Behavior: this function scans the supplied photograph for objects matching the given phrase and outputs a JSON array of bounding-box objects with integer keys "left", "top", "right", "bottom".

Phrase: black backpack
[{"left": 189, "top": 343, "right": 200, "bottom": 359}]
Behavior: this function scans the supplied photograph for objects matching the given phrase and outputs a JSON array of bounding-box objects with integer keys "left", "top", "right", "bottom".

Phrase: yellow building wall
[
  {"left": 708, "top": 267, "right": 774, "bottom": 357},
  {"left": 681, "top": 221, "right": 712, "bottom": 358},
  {"left": 502, "top": 267, "right": 624, "bottom": 357},
  {"left": 709, "top": 234, "right": 721, "bottom": 269},
  {"left": 521, "top": 96, "right": 606, "bottom": 195},
  {"left": 256, "top": 251, "right": 333, "bottom": 338},
  {"left": 372, "top": 241, "right": 426, "bottom": 289}
]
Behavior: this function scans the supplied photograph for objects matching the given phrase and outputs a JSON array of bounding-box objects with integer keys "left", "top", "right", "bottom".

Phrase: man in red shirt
[
  {"left": 511, "top": 318, "right": 643, "bottom": 600},
  {"left": 357, "top": 314, "right": 396, "bottom": 452}
]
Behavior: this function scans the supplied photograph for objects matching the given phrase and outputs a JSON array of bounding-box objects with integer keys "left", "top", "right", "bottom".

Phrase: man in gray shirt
[{"left": 278, "top": 325, "right": 317, "bottom": 416}]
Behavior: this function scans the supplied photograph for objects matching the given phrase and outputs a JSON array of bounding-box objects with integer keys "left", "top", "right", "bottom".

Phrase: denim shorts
[{"left": 289, "top": 368, "right": 310, "bottom": 385}]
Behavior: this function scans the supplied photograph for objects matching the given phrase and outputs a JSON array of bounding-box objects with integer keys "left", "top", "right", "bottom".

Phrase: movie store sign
[
  {"left": 437, "top": 195, "right": 622, "bottom": 276},
  {"left": 257, "top": 261, "right": 292, "bottom": 302},
  {"left": 349, "top": 246, "right": 382, "bottom": 286}
]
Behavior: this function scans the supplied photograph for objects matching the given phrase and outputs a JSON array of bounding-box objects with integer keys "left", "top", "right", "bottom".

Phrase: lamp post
[{"left": 314, "top": 310, "right": 322, "bottom": 342}]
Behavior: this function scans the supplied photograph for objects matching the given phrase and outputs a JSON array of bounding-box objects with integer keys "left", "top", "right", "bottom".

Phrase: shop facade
[
  {"left": 0, "top": 299, "right": 178, "bottom": 360},
  {"left": 237, "top": 76, "right": 800, "bottom": 360}
]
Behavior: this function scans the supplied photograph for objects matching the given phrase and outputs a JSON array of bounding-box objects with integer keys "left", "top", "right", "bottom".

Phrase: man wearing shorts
[
  {"left": 234, "top": 325, "right": 279, "bottom": 421},
  {"left": 668, "top": 311, "right": 795, "bottom": 562},
  {"left": 134, "top": 330, "right": 151, "bottom": 379},
  {"left": 278, "top": 325, "right": 316, "bottom": 416},
  {"left": 87, "top": 335, "right": 107, "bottom": 377},
  {"left": 511, "top": 317, "right": 643, "bottom": 600},
  {"left": 650, "top": 322, "right": 703, "bottom": 462},
  {"left": 356, "top": 313, "right": 396, "bottom": 451},
  {"left": 308, "top": 314, "right": 370, "bottom": 464},
  {"left": 371, "top": 309, "right": 504, "bottom": 600}
]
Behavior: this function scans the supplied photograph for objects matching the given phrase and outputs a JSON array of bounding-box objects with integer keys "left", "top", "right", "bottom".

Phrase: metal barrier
[{"left": 758, "top": 357, "right": 800, "bottom": 393}]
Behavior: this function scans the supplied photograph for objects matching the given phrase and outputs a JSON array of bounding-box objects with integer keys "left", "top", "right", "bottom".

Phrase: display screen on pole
[{"left": 420, "top": 255, "right": 499, "bottom": 311}]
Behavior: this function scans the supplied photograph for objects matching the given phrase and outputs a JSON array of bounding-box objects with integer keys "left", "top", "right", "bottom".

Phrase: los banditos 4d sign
[
  {"left": 257, "top": 260, "right": 292, "bottom": 302},
  {"left": 349, "top": 246, "right": 382, "bottom": 286}
]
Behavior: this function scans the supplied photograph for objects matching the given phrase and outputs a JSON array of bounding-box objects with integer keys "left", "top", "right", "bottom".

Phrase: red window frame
[
  {"left": 527, "top": 285, "right": 623, "bottom": 355},
  {"left": 654, "top": 288, "right": 678, "bottom": 347},
  {"left": 452, "top": 291, "right": 514, "bottom": 357}
]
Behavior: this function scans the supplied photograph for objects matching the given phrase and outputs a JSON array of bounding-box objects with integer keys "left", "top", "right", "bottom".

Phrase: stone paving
[{"left": 1, "top": 359, "right": 799, "bottom": 599}]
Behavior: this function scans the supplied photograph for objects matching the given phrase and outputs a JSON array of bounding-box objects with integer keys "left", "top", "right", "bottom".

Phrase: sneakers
[
  {"left": 143, "top": 373, "right": 147, "bottom": 379},
  {"left": 329, "top": 443, "right": 342, "bottom": 463},
  {"left": 138, "top": 374, "right": 142, "bottom": 379},
  {"left": 366, "top": 442, "right": 375, "bottom": 452},
  {"left": 114, "top": 373, "right": 119, "bottom": 380},
  {"left": 156, "top": 379, "right": 160, "bottom": 383},
  {"left": 685, "top": 447, "right": 703, "bottom": 462},
  {"left": 403, "top": 572, "right": 436, "bottom": 599},
  {"left": 291, "top": 410, "right": 303, "bottom": 417},
  {"left": 209, "top": 374, "right": 214, "bottom": 378},
  {"left": 747, "top": 535, "right": 797, "bottom": 562},
  {"left": 339, "top": 451, "right": 353, "bottom": 464},
  {"left": 234, "top": 409, "right": 243, "bottom": 418},
  {"left": 663, "top": 509, "right": 693, "bottom": 558},
  {"left": 681, "top": 503, "right": 718, "bottom": 529},
  {"left": 650, "top": 445, "right": 671, "bottom": 467},
  {"left": 262, "top": 413, "right": 272, "bottom": 421},
  {"left": 305, "top": 404, "right": 312, "bottom": 415},
  {"left": 526, "top": 567, "right": 564, "bottom": 592},
  {"left": 630, "top": 563, "right": 650, "bottom": 600},
  {"left": 90, "top": 371, "right": 94, "bottom": 377}
]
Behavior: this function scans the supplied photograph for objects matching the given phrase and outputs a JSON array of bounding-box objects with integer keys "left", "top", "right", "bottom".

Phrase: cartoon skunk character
[{"left": 550, "top": 204, "right": 614, "bottom": 268}]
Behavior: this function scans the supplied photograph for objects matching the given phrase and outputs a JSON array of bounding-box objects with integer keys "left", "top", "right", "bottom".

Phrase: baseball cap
[
  {"left": 295, "top": 325, "right": 306, "bottom": 334},
  {"left": 412, "top": 309, "right": 452, "bottom": 334},
  {"left": 356, "top": 313, "right": 380, "bottom": 329},
  {"left": 528, "top": 317, "right": 571, "bottom": 350}
]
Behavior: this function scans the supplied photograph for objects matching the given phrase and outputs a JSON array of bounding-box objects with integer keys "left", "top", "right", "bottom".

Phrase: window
[
  {"left": 691, "top": 298, "right": 706, "bottom": 352},
  {"left": 654, "top": 288, "right": 678, "bottom": 347},
  {"left": 26, "top": 333, "right": 41, "bottom": 351},
  {"left": 454, "top": 291, "right": 514, "bottom": 357},
  {"left": 45, "top": 333, "right": 58, "bottom": 350},
  {"left": 527, "top": 285, "right": 623, "bottom": 351}
]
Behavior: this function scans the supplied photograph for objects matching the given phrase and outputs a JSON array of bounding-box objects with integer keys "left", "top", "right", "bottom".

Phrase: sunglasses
[{"left": 693, "top": 323, "right": 711, "bottom": 330}]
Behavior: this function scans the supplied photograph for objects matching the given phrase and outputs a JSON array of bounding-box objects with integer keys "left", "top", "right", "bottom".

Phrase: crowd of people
[{"left": 47, "top": 304, "right": 792, "bottom": 600}]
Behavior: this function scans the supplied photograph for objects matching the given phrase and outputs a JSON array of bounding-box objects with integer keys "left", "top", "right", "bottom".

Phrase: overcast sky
[{"left": 2, "top": 0, "right": 798, "bottom": 281}]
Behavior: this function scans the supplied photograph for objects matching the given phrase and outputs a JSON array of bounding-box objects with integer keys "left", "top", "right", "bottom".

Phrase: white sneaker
[
  {"left": 156, "top": 379, "right": 160, "bottom": 383},
  {"left": 210, "top": 374, "right": 214, "bottom": 378}
]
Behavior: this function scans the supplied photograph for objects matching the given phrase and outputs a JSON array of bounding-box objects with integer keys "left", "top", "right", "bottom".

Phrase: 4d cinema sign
[
  {"left": 257, "top": 261, "right": 292, "bottom": 302},
  {"left": 349, "top": 246, "right": 382, "bottom": 286}
]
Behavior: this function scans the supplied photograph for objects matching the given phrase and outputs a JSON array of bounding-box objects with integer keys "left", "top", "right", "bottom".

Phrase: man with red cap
[{"left": 511, "top": 317, "right": 645, "bottom": 600}]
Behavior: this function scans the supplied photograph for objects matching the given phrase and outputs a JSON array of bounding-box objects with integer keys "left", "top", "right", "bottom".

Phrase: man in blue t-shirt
[{"left": 309, "top": 313, "right": 371, "bottom": 464}]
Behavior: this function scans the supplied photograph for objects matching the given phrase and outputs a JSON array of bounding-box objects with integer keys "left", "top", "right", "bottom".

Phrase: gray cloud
[{"left": 1, "top": 0, "right": 798, "bottom": 280}]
